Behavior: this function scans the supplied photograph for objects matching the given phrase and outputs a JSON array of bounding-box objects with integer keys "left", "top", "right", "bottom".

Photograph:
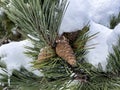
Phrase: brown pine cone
[
  {"left": 55, "top": 36, "right": 76, "bottom": 66},
  {"left": 62, "top": 30, "right": 80, "bottom": 43},
  {"left": 38, "top": 46, "right": 55, "bottom": 62}
]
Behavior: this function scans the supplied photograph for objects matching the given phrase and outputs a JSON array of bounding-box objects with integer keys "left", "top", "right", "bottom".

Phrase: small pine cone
[
  {"left": 56, "top": 36, "right": 76, "bottom": 66},
  {"left": 38, "top": 46, "right": 55, "bottom": 62},
  {"left": 62, "top": 30, "right": 80, "bottom": 42}
]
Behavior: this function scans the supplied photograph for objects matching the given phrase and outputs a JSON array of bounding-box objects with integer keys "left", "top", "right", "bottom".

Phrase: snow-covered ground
[{"left": 0, "top": 0, "right": 120, "bottom": 73}]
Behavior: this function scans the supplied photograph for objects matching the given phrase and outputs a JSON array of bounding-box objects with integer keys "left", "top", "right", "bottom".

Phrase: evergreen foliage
[
  {"left": 110, "top": 12, "right": 120, "bottom": 29},
  {"left": 0, "top": 11, "right": 14, "bottom": 45},
  {"left": 0, "top": 0, "right": 120, "bottom": 90},
  {"left": 0, "top": 9, "right": 23, "bottom": 46},
  {"left": 106, "top": 36, "right": 120, "bottom": 74},
  {"left": 1, "top": 36, "right": 120, "bottom": 90},
  {"left": 1, "top": 0, "right": 68, "bottom": 48}
]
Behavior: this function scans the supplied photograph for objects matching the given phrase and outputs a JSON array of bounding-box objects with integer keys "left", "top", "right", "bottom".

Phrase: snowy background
[{"left": 1, "top": 0, "right": 120, "bottom": 74}]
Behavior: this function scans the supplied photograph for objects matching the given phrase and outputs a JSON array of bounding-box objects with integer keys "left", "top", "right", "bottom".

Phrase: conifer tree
[{"left": 0, "top": 0, "right": 120, "bottom": 90}]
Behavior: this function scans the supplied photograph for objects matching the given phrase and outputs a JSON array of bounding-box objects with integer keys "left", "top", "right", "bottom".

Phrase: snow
[
  {"left": 1, "top": 0, "right": 120, "bottom": 73},
  {"left": 59, "top": 0, "right": 120, "bottom": 69},
  {"left": 86, "top": 21, "right": 112, "bottom": 70},
  {"left": 0, "top": 40, "right": 32, "bottom": 71},
  {"left": 107, "top": 23, "right": 120, "bottom": 52},
  {"left": 0, "top": 40, "right": 41, "bottom": 75},
  {"left": 86, "top": 22, "right": 120, "bottom": 70},
  {"left": 60, "top": 0, "right": 120, "bottom": 34},
  {"left": 89, "top": 0, "right": 120, "bottom": 27},
  {"left": 59, "top": 0, "right": 90, "bottom": 34}
]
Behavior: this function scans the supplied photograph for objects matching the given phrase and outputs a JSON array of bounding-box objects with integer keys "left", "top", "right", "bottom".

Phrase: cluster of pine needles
[{"left": 0, "top": 0, "right": 120, "bottom": 90}]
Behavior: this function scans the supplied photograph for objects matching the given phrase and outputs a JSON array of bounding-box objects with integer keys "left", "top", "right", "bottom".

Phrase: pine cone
[
  {"left": 38, "top": 46, "right": 55, "bottom": 62},
  {"left": 62, "top": 30, "right": 80, "bottom": 42},
  {"left": 55, "top": 36, "right": 76, "bottom": 66}
]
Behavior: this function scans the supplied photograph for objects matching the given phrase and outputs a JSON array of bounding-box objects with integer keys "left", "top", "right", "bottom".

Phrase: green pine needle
[
  {"left": 1, "top": 0, "right": 120, "bottom": 90},
  {"left": 106, "top": 36, "right": 120, "bottom": 74},
  {"left": 2, "top": 0, "right": 68, "bottom": 48},
  {"left": 110, "top": 12, "right": 120, "bottom": 29}
]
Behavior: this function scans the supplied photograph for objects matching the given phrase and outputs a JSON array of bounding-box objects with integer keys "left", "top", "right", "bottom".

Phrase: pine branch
[
  {"left": 1, "top": 31, "right": 120, "bottom": 90},
  {"left": 1, "top": 0, "right": 120, "bottom": 90},
  {"left": 0, "top": 66, "right": 42, "bottom": 90},
  {"left": 0, "top": 9, "right": 23, "bottom": 46},
  {"left": 30, "top": 25, "right": 100, "bottom": 90},
  {"left": 106, "top": 36, "right": 120, "bottom": 74},
  {"left": 1, "top": 0, "right": 68, "bottom": 47},
  {"left": 73, "top": 26, "right": 98, "bottom": 61},
  {"left": 110, "top": 12, "right": 120, "bottom": 29}
]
